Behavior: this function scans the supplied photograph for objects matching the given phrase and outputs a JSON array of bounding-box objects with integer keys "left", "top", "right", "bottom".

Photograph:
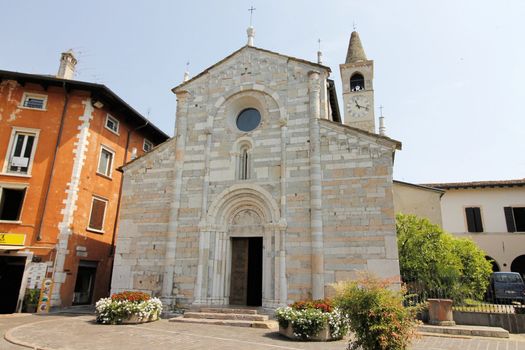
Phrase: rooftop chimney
[{"left": 57, "top": 50, "right": 77, "bottom": 80}]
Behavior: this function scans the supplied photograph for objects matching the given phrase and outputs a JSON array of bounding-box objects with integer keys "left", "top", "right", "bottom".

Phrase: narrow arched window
[
  {"left": 350, "top": 73, "right": 365, "bottom": 91},
  {"left": 238, "top": 146, "right": 250, "bottom": 180}
]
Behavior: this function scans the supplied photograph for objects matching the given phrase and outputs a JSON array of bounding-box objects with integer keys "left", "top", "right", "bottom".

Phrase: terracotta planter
[
  {"left": 427, "top": 298, "right": 455, "bottom": 326},
  {"left": 121, "top": 313, "right": 159, "bottom": 324},
  {"left": 279, "top": 323, "right": 341, "bottom": 341}
]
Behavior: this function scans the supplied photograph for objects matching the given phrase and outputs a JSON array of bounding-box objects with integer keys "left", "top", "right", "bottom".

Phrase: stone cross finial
[
  {"left": 246, "top": 6, "right": 256, "bottom": 46},
  {"left": 248, "top": 6, "right": 256, "bottom": 26},
  {"left": 183, "top": 61, "right": 190, "bottom": 82},
  {"left": 317, "top": 39, "right": 323, "bottom": 64},
  {"left": 379, "top": 105, "right": 386, "bottom": 136}
]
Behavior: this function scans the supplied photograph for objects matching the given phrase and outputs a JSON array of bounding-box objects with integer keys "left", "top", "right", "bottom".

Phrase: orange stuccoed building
[{"left": 0, "top": 51, "right": 168, "bottom": 313}]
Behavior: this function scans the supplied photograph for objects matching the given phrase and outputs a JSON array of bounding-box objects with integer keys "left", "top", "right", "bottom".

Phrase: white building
[{"left": 426, "top": 179, "right": 525, "bottom": 277}]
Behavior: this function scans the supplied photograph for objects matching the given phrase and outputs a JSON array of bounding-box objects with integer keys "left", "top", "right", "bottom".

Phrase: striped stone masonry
[{"left": 111, "top": 45, "right": 400, "bottom": 308}]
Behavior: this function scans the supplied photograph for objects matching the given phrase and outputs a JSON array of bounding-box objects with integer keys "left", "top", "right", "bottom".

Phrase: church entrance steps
[
  {"left": 196, "top": 307, "right": 258, "bottom": 315},
  {"left": 183, "top": 311, "right": 268, "bottom": 321},
  {"left": 169, "top": 307, "right": 278, "bottom": 329}
]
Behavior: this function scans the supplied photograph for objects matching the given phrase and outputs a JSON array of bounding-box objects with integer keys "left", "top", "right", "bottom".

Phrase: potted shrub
[
  {"left": 275, "top": 299, "right": 347, "bottom": 341},
  {"left": 95, "top": 291, "right": 162, "bottom": 325},
  {"left": 22, "top": 288, "right": 40, "bottom": 313}
]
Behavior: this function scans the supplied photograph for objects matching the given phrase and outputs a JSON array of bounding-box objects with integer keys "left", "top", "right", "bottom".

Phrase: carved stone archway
[{"left": 193, "top": 185, "right": 286, "bottom": 308}]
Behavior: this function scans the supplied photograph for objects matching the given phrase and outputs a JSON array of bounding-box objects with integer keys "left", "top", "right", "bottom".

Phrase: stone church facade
[{"left": 111, "top": 30, "right": 402, "bottom": 308}]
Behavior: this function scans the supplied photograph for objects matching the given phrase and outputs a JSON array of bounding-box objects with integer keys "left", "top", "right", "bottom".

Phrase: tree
[{"left": 396, "top": 213, "right": 492, "bottom": 302}]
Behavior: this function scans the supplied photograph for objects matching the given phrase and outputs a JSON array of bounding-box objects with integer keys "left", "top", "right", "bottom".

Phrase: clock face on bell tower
[{"left": 347, "top": 95, "right": 371, "bottom": 119}]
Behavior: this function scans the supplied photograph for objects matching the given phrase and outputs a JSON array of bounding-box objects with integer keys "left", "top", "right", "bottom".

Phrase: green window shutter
[{"left": 504, "top": 207, "right": 516, "bottom": 232}]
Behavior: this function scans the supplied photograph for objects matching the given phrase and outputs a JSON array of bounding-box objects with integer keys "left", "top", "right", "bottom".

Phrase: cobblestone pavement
[{"left": 1, "top": 314, "right": 525, "bottom": 350}]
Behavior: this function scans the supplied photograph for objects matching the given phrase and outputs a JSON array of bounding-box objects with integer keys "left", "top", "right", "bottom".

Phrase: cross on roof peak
[{"left": 248, "top": 6, "right": 256, "bottom": 26}]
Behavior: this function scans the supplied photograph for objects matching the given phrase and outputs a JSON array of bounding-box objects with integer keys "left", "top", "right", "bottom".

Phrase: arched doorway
[
  {"left": 229, "top": 209, "right": 264, "bottom": 306},
  {"left": 485, "top": 256, "right": 500, "bottom": 272},
  {"left": 511, "top": 255, "right": 525, "bottom": 279},
  {"left": 194, "top": 184, "right": 286, "bottom": 308}
]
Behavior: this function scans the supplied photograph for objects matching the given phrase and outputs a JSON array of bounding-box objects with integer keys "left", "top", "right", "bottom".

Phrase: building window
[
  {"left": 239, "top": 147, "right": 249, "bottom": 180},
  {"left": 465, "top": 207, "right": 483, "bottom": 232},
  {"left": 105, "top": 114, "right": 119, "bottom": 134},
  {"left": 4, "top": 129, "right": 39, "bottom": 175},
  {"left": 0, "top": 187, "right": 26, "bottom": 221},
  {"left": 97, "top": 146, "right": 114, "bottom": 178},
  {"left": 350, "top": 73, "right": 365, "bottom": 91},
  {"left": 88, "top": 196, "right": 108, "bottom": 233},
  {"left": 236, "top": 108, "right": 261, "bottom": 132},
  {"left": 504, "top": 207, "right": 525, "bottom": 232},
  {"left": 143, "top": 139, "right": 153, "bottom": 152},
  {"left": 21, "top": 93, "right": 47, "bottom": 110}
]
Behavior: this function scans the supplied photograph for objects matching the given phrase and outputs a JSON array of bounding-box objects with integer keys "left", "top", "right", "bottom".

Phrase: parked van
[{"left": 489, "top": 272, "right": 525, "bottom": 304}]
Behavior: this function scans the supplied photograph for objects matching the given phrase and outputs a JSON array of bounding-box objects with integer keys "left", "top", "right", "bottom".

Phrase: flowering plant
[
  {"left": 111, "top": 291, "right": 151, "bottom": 302},
  {"left": 275, "top": 298, "right": 348, "bottom": 340},
  {"left": 95, "top": 291, "right": 162, "bottom": 325}
]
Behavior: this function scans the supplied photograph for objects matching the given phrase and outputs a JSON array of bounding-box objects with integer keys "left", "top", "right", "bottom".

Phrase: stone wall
[
  {"left": 111, "top": 139, "right": 175, "bottom": 296},
  {"left": 319, "top": 120, "right": 399, "bottom": 297}
]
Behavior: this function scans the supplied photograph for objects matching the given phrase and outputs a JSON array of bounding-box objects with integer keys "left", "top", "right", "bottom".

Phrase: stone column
[
  {"left": 194, "top": 229, "right": 210, "bottom": 304},
  {"left": 279, "top": 226, "right": 287, "bottom": 304},
  {"left": 279, "top": 117, "right": 288, "bottom": 305},
  {"left": 162, "top": 90, "right": 190, "bottom": 304},
  {"left": 218, "top": 230, "right": 228, "bottom": 304},
  {"left": 308, "top": 71, "right": 325, "bottom": 300}
]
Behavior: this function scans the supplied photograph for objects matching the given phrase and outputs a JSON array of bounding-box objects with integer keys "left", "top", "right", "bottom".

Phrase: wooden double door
[{"left": 229, "top": 237, "right": 263, "bottom": 306}]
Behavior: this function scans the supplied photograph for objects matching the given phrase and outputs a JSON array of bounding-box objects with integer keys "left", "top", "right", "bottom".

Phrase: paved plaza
[{"left": 1, "top": 313, "right": 525, "bottom": 350}]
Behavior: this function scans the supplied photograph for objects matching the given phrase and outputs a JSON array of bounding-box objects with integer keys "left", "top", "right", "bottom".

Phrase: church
[{"left": 111, "top": 27, "right": 402, "bottom": 309}]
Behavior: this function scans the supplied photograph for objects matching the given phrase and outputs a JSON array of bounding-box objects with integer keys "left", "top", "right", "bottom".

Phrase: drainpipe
[
  {"left": 36, "top": 81, "right": 70, "bottom": 241},
  {"left": 107, "top": 120, "right": 149, "bottom": 293}
]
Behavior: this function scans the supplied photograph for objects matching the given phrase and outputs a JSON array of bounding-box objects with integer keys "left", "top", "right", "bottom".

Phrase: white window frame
[
  {"left": 2, "top": 127, "right": 40, "bottom": 177},
  {"left": 87, "top": 195, "right": 108, "bottom": 233},
  {"left": 0, "top": 182, "right": 28, "bottom": 224},
  {"left": 104, "top": 114, "right": 120, "bottom": 135},
  {"left": 96, "top": 145, "right": 115, "bottom": 178},
  {"left": 19, "top": 92, "right": 48, "bottom": 110},
  {"left": 143, "top": 139, "right": 153, "bottom": 152}
]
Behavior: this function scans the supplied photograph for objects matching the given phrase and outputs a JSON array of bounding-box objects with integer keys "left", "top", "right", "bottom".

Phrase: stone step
[
  {"left": 169, "top": 316, "right": 278, "bottom": 329},
  {"left": 419, "top": 324, "right": 510, "bottom": 338},
  {"left": 196, "top": 307, "right": 258, "bottom": 315},
  {"left": 184, "top": 312, "right": 268, "bottom": 321}
]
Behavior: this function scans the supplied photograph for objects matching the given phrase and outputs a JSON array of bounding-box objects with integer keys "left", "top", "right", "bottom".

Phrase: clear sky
[{"left": 2, "top": 0, "right": 524, "bottom": 183}]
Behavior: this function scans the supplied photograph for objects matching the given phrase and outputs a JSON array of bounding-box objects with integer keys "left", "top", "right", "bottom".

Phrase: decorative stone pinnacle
[
  {"left": 345, "top": 31, "right": 367, "bottom": 64},
  {"left": 247, "top": 26, "right": 255, "bottom": 46}
]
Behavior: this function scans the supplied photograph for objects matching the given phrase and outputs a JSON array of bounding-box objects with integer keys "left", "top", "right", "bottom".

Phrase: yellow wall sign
[{"left": 0, "top": 233, "right": 26, "bottom": 246}]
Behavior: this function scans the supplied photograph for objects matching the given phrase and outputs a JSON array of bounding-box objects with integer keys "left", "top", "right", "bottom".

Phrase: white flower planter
[
  {"left": 121, "top": 312, "right": 159, "bottom": 324},
  {"left": 279, "top": 322, "right": 341, "bottom": 341}
]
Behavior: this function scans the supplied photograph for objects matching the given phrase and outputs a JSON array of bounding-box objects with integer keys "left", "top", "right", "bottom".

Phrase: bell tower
[{"left": 340, "top": 31, "right": 375, "bottom": 133}]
